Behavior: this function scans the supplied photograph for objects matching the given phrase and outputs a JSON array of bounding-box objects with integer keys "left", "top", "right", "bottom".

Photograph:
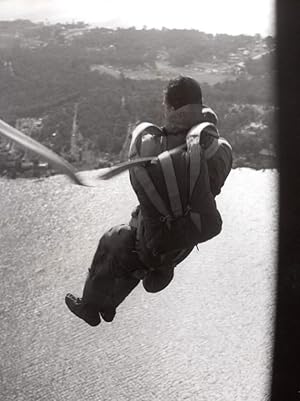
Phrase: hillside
[{"left": 0, "top": 21, "right": 276, "bottom": 175}]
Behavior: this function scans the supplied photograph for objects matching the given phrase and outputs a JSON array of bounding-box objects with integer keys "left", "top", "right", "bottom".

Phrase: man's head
[{"left": 164, "top": 76, "right": 203, "bottom": 112}]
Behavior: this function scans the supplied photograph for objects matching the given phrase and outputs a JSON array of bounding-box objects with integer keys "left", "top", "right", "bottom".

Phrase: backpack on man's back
[{"left": 129, "top": 122, "right": 222, "bottom": 266}]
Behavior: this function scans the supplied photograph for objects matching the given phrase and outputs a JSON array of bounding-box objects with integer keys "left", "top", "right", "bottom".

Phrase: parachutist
[{"left": 65, "top": 76, "right": 232, "bottom": 326}]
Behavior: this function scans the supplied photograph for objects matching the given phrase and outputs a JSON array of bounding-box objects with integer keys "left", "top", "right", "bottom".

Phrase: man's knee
[
  {"left": 92, "top": 224, "right": 140, "bottom": 275},
  {"left": 142, "top": 267, "right": 174, "bottom": 293}
]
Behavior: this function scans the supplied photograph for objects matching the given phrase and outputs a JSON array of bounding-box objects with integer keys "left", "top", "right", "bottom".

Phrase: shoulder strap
[
  {"left": 186, "top": 122, "right": 219, "bottom": 148},
  {"left": 158, "top": 151, "right": 183, "bottom": 218},
  {"left": 201, "top": 106, "right": 218, "bottom": 125},
  {"left": 186, "top": 121, "right": 221, "bottom": 160},
  {"left": 189, "top": 144, "right": 201, "bottom": 199},
  {"left": 129, "top": 122, "right": 163, "bottom": 159},
  {"left": 186, "top": 122, "right": 216, "bottom": 197},
  {"left": 205, "top": 138, "right": 219, "bottom": 159},
  {"left": 218, "top": 137, "right": 232, "bottom": 150},
  {"left": 132, "top": 148, "right": 185, "bottom": 224},
  {"left": 186, "top": 123, "right": 217, "bottom": 234}
]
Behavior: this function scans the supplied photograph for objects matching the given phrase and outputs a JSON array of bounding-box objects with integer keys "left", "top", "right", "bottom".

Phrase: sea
[{"left": 0, "top": 168, "right": 278, "bottom": 401}]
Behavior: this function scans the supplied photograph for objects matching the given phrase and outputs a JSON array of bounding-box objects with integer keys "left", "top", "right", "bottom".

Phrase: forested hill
[{"left": 0, "top": 20, "right": 276, "bottom": 170}]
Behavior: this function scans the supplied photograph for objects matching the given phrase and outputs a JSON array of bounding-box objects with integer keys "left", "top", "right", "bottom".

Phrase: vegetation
[{"left": 0, "top": 21, "right": 276, "bottom": 172}]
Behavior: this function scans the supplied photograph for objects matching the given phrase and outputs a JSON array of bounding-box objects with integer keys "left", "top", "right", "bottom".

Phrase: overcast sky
[{"left": 1, "top": 0, "right": 275, "bottom": 36}]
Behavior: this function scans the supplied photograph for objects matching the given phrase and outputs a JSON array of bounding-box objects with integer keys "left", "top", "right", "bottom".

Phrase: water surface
[{"left": 0, "top": 168, "right": 278, "bottom": 401}]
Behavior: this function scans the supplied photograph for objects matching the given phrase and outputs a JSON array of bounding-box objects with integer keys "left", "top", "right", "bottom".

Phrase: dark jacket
[{"left": 162, "top": 103, "right": 232, "bottom": 196}]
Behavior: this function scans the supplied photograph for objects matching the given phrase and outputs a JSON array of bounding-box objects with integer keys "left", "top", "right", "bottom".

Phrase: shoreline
[{"left": 0, "top": 165, "right": 278, "bottom": 184}]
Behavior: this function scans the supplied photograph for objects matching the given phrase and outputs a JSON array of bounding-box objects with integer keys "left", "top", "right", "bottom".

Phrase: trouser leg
[
  {"left": 81, "top": 268, "right": 140, "bottom": 320},
  {"left": 81, "top": 224, "right": 142, "bottom": 320},
  {"left": 66, "top": 223, "right": 143, "bottom": 325},
  {"left": 81, "top": 270, "right": 114, "bottom": 316}
]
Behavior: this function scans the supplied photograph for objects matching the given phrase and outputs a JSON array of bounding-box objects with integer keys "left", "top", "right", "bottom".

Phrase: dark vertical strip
[{"left": 271, "top": 1, "right": 300, "bottom": 400}]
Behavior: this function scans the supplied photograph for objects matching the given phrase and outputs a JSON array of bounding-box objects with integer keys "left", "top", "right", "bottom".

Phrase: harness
[{"left": 131, "top": 122, "right": 220, "bottom": 239}]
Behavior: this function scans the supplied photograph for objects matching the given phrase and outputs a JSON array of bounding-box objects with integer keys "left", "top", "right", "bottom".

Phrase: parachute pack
[{"left": 129, "top": 122, "right": 224, "bottom": 265}]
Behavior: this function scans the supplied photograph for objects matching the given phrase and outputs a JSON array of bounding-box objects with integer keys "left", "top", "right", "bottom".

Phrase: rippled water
[{"left": 0, "top": 168, "right": 278, "bottom": 401}]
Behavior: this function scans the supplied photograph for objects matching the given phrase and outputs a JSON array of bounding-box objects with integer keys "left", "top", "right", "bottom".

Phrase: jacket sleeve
[{"left": 207, "top": 139, "right": 233, "bottom": 197}]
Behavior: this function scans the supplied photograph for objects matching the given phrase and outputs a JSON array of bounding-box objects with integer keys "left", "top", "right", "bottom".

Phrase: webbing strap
[
  {"left": 158, "top": 151, "right": 183, "bottom": 218},
  {"left": 160, "top": 135, "right": 168, "bottom": 152},
  {"left": 189, "top": 145, "right": 201, "bottom": 199},
  {"left": 204, "top": 137, "right": 232, "bottom": 160},
  {"left": 186, "top": 122, "right": 219, "bottom": 151},
  {"left": 129, "top": 122, "right": 162, "bottom": 159},
  {"left": 202, "top": 124, "right": 220, "bottom": 139},
  {"left": 187, "top": 121, "right": 220, "bottom": 197},
  {"left": 204, "top": 138, "right": 219, "bottom": 159},
  {"left": 133, "top": 166, "right": 170, "bottom": 218},
  {"left": 218, "top": 137, "right": 232, "bottom": 150},
  {"left": 202, "top": 107, "right": 218, "bottom": 124}
]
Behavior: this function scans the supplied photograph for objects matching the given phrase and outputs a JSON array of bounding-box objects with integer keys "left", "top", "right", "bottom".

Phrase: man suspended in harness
[{"left": 65, "top": 76, "right": 233, "bottom": 326}]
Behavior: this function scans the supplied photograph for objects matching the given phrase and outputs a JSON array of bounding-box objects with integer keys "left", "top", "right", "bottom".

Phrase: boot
[{"left": 65, "top": 293, "right": 101, "bottom": 327}]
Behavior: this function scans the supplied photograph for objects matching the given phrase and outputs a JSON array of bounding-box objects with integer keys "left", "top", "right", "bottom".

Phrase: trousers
[{"left": 80, "top": 224, "right": 181, "bottom": 317}]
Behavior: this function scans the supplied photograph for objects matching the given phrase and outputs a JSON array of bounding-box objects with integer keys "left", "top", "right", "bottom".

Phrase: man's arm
[{"left": 207, "top": 139, "right": 233, "bottom": 197}]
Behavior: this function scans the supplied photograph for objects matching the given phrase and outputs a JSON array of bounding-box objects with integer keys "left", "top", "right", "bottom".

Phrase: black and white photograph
[{"left": 1, "top": 1, "right": 290, "bottom": 400}]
